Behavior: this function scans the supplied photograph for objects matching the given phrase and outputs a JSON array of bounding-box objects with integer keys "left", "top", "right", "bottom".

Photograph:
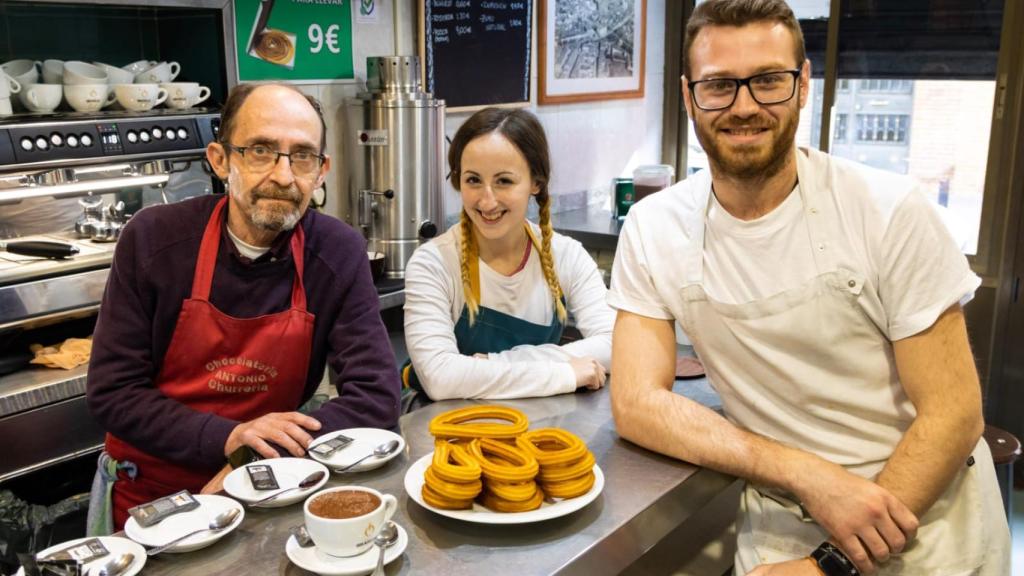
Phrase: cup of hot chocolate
[{"left": 303, "top": 486, "right": 397, "bottom": 557}]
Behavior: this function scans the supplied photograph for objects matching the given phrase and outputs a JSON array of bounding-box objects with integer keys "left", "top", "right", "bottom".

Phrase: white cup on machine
[
  {"left": 122, "top": 60, "right": 157, "bottom": 76},
  {"left": 0, "top": 70, "right": 21, "bottom": 99},
  {"left": 134, "top": 61, "right": 179, "bottom": 84},
  {"left": 62, "top": 61, "right": 108, "bottom": 85},
  {"left": 161, "top": 82, "right": 210, "bottom": 109},
  {"left": 93, "top": 62, "right": 135, "bottom": 85},
  {"left": 2, "top": 59, "right": 41, "bottom": 87},
  {"left": 42, "top": 59, "right": 64, "bottom": 84},
  {"left": 18, "top": 83, "right": 62, "bottom": 113},
  {"left": 114, "top": 83, "right": 168, "bottom": 111},
  {"left": 64, "top": 84, "right": 116, "bottom": 112}
]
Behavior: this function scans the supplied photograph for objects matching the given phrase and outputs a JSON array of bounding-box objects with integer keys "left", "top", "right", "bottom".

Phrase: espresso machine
[
  {"left": 0, "top": 109, "right": 221, "bottom": 485},
  {"left": 342, "top": 56, "right": 446, "bottom": 280}
]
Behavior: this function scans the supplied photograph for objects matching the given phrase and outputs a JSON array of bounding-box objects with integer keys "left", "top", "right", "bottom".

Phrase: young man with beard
[
  {"left": 86, "top": 83, "right": 400, "bottom": 530},
  {"left": 608, "top": 1, "right": 1009, "bottom": 575}
]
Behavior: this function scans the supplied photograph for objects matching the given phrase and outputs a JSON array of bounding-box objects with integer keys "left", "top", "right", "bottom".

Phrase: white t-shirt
[
  {"left": 609, "top": 148, "right": 979, "bottom": 343},
  {"left": 404, "top": 222, "right": 615, "bottom": 400},
  {"left": 704, "top": 184, "right": 818, "bottom": 304}
]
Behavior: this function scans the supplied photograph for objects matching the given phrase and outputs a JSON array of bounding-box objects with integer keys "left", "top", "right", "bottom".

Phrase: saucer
[
  {"left": 223, "top": 457, "right": 328, "bottom": 508},
  {"left": 308, "top": 428, "right": 405, "bottom": 473},
  {"left": 15, "top": 536, "right": 146, "bottom": 576},
  {"left": 285, "top": 522, "right": 407, "bottom": 576},
  {"left": 124, "top": 494, "right": 244, "bottom": 553}
]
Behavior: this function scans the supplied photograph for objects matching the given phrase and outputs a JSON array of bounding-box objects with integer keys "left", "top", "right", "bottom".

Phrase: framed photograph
[{"left": 538, "top": 0, "right": 646, "bottom": 105}]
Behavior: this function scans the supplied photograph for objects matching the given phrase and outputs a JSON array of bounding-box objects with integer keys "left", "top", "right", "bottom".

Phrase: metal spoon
[
  {"left": 369, "top": 522, "right": 399, "bottom": 576},
  {"left": 248, "top": 470, "right": 326, "bottom": 506},
  {"left": 146, "top": 508, "right": 240, "bottom": 556},
  {"left": 94, "top": 552, "right": 134, "bottom": 576},
  {"left": 333, "top": 439, "right": 401, "bottom": 473}
]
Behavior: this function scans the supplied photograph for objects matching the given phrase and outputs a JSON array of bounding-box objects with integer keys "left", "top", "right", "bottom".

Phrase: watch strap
[{"left": 810, "top": 542, "right": 860, "bottom": 576}]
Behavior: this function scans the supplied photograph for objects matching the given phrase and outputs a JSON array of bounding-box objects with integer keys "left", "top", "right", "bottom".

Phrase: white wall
[{"left": 286, "top": 0, "right": 665, "bottom": 224}]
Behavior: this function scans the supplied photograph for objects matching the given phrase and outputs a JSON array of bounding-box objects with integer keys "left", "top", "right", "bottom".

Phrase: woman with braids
[{"left": 402, "top": 108, "right": 613, "bottom": 401}]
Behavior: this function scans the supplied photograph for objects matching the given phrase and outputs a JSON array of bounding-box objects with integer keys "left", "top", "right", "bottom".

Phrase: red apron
[{"left": 105, "top": 197, "right": 314, "bottom": 528}]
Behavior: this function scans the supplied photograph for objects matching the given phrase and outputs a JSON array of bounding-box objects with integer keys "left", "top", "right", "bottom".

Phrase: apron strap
[
  {"left": 468, "top": 222, "right": 543, "bottom": 305},
  {"left": 190, "top": 197, "right": 308, "bottom": 312}
]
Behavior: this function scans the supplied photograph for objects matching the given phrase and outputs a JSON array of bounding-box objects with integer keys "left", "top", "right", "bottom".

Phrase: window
[
  {"left": 855, "top": 114, "right": 909, "bottom": 143},
  {"left": 833, "top": 113, "right": 848, "bottom": 142},
  {"left": 857, "top": 79, "right": 913, "bottom": 93}
]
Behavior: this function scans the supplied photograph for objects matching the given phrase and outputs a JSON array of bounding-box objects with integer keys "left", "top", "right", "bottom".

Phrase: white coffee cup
[
  {"left": 114, "top": 83, "right": 168, "bottom": 111},
  {"left": 93, "top": 62, "right": 134, "bottom": 85},
  {"left": 303, "top": 486, "right": 397, "bottom": 558},
  {"left": 134, "top": 61, "right": 180, "bottom": 84},
  {"left": 0, "top": 98, "right": 12, "bottom": 116},
  {"left": 42, "top": 59, "right": 64, "bottom": 84},
  {"left": 122, "top": 60, "right": 157, "bottom": 75},
  {"left": 161, "top": 82, "right": 211, "bottom": 109},
  {"left": 64, "top": 84, "right": 116, "bottom": 112},
  {"left": 2, "top": 59, "right": 41, "bottom": 87},
  {"left": 0, "top": 71, "right": 21, "bottom": 99},
  {"left": 18, "top": 83, "right": 62, "bottom": 113},
  {"left": 63, "top": 61, "right": 107, "bottom": 85}
]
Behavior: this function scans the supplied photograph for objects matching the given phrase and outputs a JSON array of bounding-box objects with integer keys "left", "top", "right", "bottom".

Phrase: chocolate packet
[
  {"left": 128, "top": 490, "right": 200, "bottom": 528},
  {"left": 245, "top": 463, "right": 280, "bottom": 490},
  {"left": 308, "top": 434, "right": 354, "bottom": 459},
  {"left": 18, "top": 553, "right": 81, "bottom": 576}
]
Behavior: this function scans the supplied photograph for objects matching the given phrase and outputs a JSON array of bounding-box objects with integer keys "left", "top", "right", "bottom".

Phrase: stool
[{"left": 982, "top": 425, "right": 1021, "bottom": 522}]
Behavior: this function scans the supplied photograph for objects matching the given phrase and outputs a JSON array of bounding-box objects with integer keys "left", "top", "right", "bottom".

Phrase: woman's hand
[{"left": 570, "top": 356, "right": 607, "bottom": 390}]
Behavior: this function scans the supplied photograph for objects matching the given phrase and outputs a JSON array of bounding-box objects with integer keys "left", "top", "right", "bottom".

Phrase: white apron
[{"left": 675, "top": 151, "right": 1010, "bottom": 575}]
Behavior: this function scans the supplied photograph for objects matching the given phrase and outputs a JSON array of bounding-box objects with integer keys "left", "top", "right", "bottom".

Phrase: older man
[
  {"left": 87, "top": 83, "right": 400, "bottom": 529},
  {"left": 608, "top": 1, "right": 1009, "bottom": 575}
]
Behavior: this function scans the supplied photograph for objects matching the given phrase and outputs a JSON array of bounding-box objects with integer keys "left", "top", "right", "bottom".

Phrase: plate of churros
[
  {"left": 404, "top": 404, "right": 605, "bottom": 524},
  {"left": 404, "top": 452, "right": 604, "bottom": 523}
]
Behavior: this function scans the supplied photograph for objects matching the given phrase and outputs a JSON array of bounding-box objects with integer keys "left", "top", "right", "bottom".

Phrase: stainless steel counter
[
  {"left": 552, "top": 206, "right": 622, "bottom": 251},
  {"left": 139, "top": 381, "right": 739, "bottom": 576}
]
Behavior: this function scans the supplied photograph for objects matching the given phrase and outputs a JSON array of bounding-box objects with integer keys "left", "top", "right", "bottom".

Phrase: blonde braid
[
  {"left": 459, "top": 210, "right": 480, "bottom": 325},
  {"left": 536, "top": 193, "right": 567, "bottom": 324}
]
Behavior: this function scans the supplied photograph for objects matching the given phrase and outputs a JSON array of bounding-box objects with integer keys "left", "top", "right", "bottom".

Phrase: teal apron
[{"left": 403, "top": 224, "right": 564, "bottom": 399}]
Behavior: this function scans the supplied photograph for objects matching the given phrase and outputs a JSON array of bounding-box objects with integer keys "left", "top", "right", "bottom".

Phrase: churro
[
  {"left": 468, "top": 437, "right": 539, "bottom": 483},
  {"left": 428, "top": 405, "right": 529, "bottom": 440}
]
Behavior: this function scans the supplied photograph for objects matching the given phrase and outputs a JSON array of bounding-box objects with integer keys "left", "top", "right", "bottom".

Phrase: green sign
[{"left": 234, "top": 0, "right": 354, "bottom": 82}]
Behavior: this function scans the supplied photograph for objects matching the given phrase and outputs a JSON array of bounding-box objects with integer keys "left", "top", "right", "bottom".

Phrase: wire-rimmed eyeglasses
[
  {"left": 222, "top": 143, "right": 325, "bottom": 176},
  {"left": 688, "top": 69, "right": 801, "bottom": 111}
]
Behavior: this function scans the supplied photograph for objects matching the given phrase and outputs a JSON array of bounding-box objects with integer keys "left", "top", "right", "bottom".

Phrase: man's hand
[
  {"left": 569, "top": 355, "right": 606, "bottom": 390},
  {"left": 796, "top": 461, "right": 918, "bottom": 574},
  {"left": 748, "top": 558, "right": 823, "bottom": 576},
  {"left": 225, "top": 412, "right": 322, "bottom": 459}
]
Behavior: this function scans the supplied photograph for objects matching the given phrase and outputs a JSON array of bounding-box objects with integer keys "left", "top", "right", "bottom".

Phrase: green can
[{"left": 614, "top": 178, "right": 635, "bottom": 220}]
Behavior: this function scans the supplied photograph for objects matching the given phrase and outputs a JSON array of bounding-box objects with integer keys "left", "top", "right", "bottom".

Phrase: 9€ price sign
[{"left": 234, "top": 0, "right": 354, "bottom": 82}]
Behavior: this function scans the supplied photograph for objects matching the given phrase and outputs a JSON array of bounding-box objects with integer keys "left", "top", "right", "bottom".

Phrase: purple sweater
[{"left": 87, "top": 195, "right": 401, "bottom": 472}]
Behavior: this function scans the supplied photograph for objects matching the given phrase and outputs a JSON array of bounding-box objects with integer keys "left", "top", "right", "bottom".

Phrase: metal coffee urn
[{"left": 343, "top": 56, "right": 445, "bottom": 279}]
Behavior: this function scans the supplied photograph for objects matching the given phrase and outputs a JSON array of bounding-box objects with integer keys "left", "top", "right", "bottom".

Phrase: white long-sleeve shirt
[{"left": 403, "top": 222, "right": 614, "bottom": 400}]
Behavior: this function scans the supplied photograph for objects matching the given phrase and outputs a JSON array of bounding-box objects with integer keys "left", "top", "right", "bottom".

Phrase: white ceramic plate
[
  {"left": 285, "top": 522, "right": 408, "bottom": 576},
  {"left": 223, "top": 457, "right": 328, "bottom": 508},
  {"left": 124, "top": 494, "right": 244, "bottom": 553},
  {"left": 308, "top": 428, "right": 405, "bottom": 473},
  {"left": 15, "top": 536, "right": 146, "bottom": 576},
  {"left": 404, "top": 452, "right": 604, "bottom": 524}
]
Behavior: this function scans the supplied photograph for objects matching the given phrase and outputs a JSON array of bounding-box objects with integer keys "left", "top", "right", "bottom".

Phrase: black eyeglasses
[
  {"left": 222, "top": 143, "right": 325, "bottom": 176},
  {"left": 688, "top": 69, "right": 801, "bottom": 111}
]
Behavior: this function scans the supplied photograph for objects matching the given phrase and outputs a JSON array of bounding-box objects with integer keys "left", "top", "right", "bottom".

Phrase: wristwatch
[
  {"left": 227, "top": 445, "right": 260, "bottom": 469},
  {"left": 810, "top": 542, "right": 860, "bottom": 576}
]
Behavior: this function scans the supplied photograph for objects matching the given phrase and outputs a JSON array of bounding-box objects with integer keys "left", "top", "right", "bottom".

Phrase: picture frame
[{"left": 538, "top": 0, "right": 647, "bottom": 105}]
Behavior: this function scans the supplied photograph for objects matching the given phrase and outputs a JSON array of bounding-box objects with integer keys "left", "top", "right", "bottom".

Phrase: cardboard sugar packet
[
  {"left": 128, "top": 490, "right": 200, "bottom": 528},
  {"left": 308, "top": 434, "right": 354, "bottom": 459}
]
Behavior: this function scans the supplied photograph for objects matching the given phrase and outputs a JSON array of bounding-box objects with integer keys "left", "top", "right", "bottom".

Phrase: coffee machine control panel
[{"left": 0, "top": 112, "right": 220, "bottom": 165}]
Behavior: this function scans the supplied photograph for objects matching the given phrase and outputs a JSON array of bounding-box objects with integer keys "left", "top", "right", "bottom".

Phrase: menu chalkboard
[{"left": 420, "top": 0, "right": 532, "bottom": 109}]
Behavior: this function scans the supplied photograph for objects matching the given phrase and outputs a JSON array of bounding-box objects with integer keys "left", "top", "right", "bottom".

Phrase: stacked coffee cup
[{"left": 0, "top": 58, "right": 211, "bottom": 115}]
